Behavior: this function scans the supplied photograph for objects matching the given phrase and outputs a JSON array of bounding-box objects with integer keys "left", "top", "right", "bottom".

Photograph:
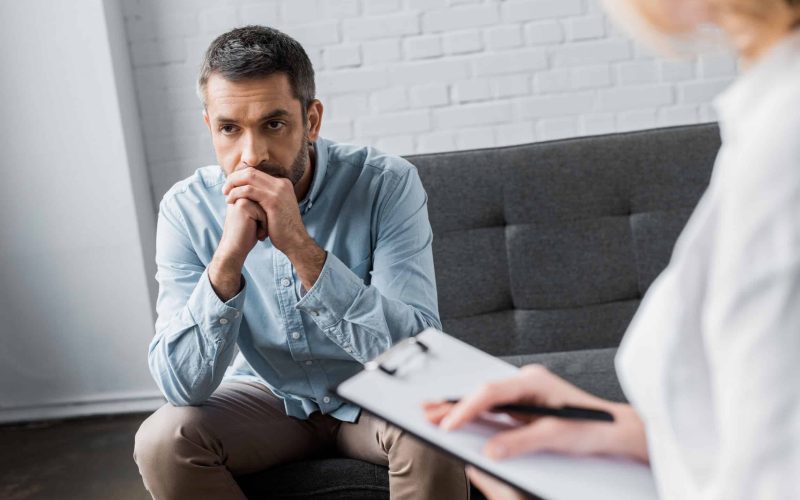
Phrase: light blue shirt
[{"left": 149, "top": 138, "right": 440, "bottom": 422}]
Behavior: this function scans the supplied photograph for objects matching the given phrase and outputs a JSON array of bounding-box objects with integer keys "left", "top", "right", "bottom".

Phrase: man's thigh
[
  {"left": 335, "top": 412, "right": 469, "bottom": 499},
  {"left": 139, "top": 380, "right": 337, "bottom": 476},
  {"left": 334, "top": 411, "right": 390, "bottom": 467}
]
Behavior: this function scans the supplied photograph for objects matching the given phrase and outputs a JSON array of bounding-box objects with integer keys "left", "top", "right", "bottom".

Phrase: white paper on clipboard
[{"left": 335, "top": 328, "right": 659, "bottom": 500}]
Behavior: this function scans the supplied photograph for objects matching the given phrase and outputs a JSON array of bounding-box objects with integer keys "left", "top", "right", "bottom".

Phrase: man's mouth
[{"left": 249, "top": 163, "right": 287, "bottom": 178}]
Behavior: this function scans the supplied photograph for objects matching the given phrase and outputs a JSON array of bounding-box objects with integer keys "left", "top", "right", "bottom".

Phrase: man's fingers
[
  {"left": 257, "top": 220, "right": 269, "bottom": 241},
  {"left": 226, "top": 184, "right": 268, "bottom": 205},
  {"left": 250, "top": 202, "right": 269, "bottom": 240},
  {"left": 223, "top": 166, "right": 289, "bottom": 195},
  {"left": 465, "top": 466, "right": 525, "bottom": 500},
  {"left": 249, "top": 207, "right": 268, "bottom": 240},
  {"left": 223, "top": 167, "right": 266, "bottom": 195},
  {"left": 440, "top": 373, "right": 541, "bottom": 431},
  {"left": 233, "top": 198, "right": 268, "bottom": 225}
]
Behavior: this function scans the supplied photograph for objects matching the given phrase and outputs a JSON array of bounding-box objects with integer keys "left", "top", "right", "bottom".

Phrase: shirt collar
[
  {"left": 713, "top": 29, "right": 800, "bottom": 141},
  {"left": 299, "top": 137, "right": 329, "bottom": 212}
]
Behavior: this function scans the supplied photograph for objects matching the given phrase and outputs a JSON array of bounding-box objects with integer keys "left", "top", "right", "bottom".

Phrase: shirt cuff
[
  {"left": 295, "top": 252, "right": 364, "bottom": 330},
  {"left": 186, "top": 269, "right": 246, "bottom": 340}
]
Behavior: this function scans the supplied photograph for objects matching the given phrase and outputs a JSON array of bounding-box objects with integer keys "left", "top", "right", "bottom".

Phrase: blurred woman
[{"left": 426, "top": 1, "right": 800, "bottom": 498}]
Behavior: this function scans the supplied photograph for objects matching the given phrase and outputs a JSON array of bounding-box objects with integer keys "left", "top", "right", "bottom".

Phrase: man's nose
[{"left": 241, "top": 132, "right": 269, "bottom": 168}]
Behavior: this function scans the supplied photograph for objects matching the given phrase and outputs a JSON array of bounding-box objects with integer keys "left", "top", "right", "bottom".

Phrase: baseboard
[{"left": 0, "top": 393, "right": 166, "bottom": 425}]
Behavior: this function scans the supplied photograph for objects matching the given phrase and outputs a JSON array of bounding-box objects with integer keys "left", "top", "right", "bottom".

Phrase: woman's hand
[
  {"left": 424, "top": 365, "right": 648, "bottom": 499},
  {"left": 423, "top": 364, "right": 649, "bottom": 499}
]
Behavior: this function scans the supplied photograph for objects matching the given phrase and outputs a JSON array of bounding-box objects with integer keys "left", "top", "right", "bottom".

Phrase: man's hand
[
  {"left": 209, "top": 197, "right": 267, "bottom": 301},
  {"left": 223, "top": 167, "right": 326, "bottom": 290}
]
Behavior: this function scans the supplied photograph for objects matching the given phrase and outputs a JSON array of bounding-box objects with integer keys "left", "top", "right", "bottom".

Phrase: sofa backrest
[{"left": 408, "top": 124, "right": 720, "bottom": 357}]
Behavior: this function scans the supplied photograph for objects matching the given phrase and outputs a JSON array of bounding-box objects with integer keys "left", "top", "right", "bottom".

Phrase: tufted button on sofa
[{"left": 238, "top": 123, "right": 721, "bottom": 499}]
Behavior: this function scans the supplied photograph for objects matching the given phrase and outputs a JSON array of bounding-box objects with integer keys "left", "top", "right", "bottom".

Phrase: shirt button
[
  {"left": 219, "top": 318, "right": 229, "bottom": 325},
  {"left": 291, "top": 331, "right": 301, "bottom": 340},
  {"left": 311, "top": 310, "right": 319, "bottom": 316},
  {"left": 280, "top": 277, "right": 292, "bottom": 287},
  {"left": 345, "top": 347, "right": 353, "bottom": 353},
  {"left": 305, "top": 360, "right": 313, "bottom": 366},
  {"left": 323, "top": 396, "right": 331, "bottom": 404}
]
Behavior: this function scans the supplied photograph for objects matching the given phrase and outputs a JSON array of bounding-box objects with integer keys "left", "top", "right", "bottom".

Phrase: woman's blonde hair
[
  {"left": 603, "top": 0, "right": 800, "bottom": 53},
  {"left": 601, "top": 0, "right": 712, "bottom": 53}
]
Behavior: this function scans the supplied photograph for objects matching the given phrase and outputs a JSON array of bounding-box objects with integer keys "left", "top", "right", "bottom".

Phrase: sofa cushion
[
  {"left": 434, "top": 227, "right": 512, "bottom": 318},
  {"left": 441, "top": 301, "right": 639, "bottom": 357},
  {"left": 237, "top": 458, "right": 491, "bottom": 500},
  {"left": 410, "top": 124, "right": 720, "bottom": 357},
  {"left": 237, "top": 458, "right": 389, "bottom": 500},
  {"left": 506, "top": 217, "right": 639, "bottom": 309}
]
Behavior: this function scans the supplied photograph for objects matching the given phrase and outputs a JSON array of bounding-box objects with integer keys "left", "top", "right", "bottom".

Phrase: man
[{"left": 133, "top": 25, "right": 468, "bottom": 500}]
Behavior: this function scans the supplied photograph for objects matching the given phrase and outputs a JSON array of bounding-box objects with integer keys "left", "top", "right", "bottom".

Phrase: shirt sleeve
[
  {"left": 701, "top": 124, "right": 800, "bottom": 499},
  {"left": 148, "top": 196, "right": 245, "bottom": 406},
  {"left": 295, "top": 165, "right": 441, "bottom": 364}
]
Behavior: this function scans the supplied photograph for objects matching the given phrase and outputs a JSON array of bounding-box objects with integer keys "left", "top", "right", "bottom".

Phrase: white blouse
[{"left": 616, "top": 31, "right": 800, "bottom": 499}]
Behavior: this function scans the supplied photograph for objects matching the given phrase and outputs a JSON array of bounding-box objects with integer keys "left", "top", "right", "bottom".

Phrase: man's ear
[
  {"left": 203, "top": 109, "right": 211, "bottom": 130},
  {"left": 306, "top": 99, "right": 323, "bottom": 142}
]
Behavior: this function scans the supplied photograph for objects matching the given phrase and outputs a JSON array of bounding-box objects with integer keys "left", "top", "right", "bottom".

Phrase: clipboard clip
[{"left": 364, "top": 336, "right": 429, "bottom": 376}]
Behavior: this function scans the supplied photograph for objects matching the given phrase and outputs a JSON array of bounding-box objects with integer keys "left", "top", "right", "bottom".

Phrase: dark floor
[{"left": 0, "top": 413, "right": 151, "bottom": 500}]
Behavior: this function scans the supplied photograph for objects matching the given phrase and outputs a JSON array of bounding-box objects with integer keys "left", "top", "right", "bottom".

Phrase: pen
[{"left": 445, "top": 399, "right": 615, "bottom": 422}]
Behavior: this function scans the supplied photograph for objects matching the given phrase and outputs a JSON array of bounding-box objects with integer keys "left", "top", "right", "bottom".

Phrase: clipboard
[{"left": 335, "top": 328, "right": 659, "bottom": 500}]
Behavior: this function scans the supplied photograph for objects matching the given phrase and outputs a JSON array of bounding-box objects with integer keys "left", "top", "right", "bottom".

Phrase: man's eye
[
  {"left": 266, "top": 121, "right": 285, "bottom": 131},
  {"left": 220, "top": 124, "right": 238, "bottom": 134}
]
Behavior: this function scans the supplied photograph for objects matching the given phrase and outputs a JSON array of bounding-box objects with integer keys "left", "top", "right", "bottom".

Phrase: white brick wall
[{"left": 122, "top": 0, "right": 737, "bottom": 203}]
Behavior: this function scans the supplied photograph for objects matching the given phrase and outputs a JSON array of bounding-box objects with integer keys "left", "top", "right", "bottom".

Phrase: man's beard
[{"left": 250, "top": 133, "right": 309, "bottom": 185}]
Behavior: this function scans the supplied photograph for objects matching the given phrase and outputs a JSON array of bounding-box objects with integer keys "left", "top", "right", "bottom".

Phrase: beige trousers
[{"left": 133, "top": 380, "right": 469, "bottom": 500}]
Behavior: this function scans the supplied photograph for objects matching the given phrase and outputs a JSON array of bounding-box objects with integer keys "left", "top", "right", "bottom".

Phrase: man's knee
[
  {"left": 380, "top": 423, "right": 469, "bottom": 499},
  {"left": 134, "top": 403, "right": 210, "bottom": 469},
  {"left": 383, "top": 423, "right": 445, "bottom": 462}
]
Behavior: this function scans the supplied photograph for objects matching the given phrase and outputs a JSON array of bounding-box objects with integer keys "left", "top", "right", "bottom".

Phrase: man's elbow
[
  {"left": 418, "top": 310, "right": 442, "bottom": 332},
  {"left": 163, "top": 391, "right": 210, "bottom": 407},
  {"left": 158, "top": 381, "right": 213, "bottom": 407},
  {"left": 149, "top": 361, "right": 213, "bottom": 407}
]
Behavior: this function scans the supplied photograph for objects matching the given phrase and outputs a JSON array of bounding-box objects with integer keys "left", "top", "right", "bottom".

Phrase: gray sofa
[{"left": 237, "top": 123, "right": 721, "bottom": 499}]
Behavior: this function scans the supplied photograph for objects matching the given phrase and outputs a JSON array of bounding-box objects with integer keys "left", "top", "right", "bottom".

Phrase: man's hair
[{"left": 197, "top": 25, "right": 316, "bottom": 113}]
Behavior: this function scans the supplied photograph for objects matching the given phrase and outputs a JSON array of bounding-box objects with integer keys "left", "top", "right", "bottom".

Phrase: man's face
[{"left": 203, "top": 73, "right": 316, "bottom": 183}]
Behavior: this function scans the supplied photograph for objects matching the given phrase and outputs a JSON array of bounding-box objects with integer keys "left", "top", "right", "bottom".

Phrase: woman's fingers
[
  {"left": 466, "top": 466, "right": 526, "bottom": 500},
  {"left": 424, "top": 400, "right": 540, "bottom": 427},
  {"left": 484, "top": 417, "right": 614, "bottom": 459},
  {"left": 482, "top": 418, "right": 566, "bottom": 459},
  {"left": 423, "top": 401, "right": 454, "bottom": 425},
  {"left": 441, "top": 368, "right": 548, "bottom": 431}
]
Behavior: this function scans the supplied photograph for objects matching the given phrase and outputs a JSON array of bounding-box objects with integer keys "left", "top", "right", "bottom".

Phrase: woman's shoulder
[
  {"left": 751, "top": 51, "right": 800, "bottom": 136},
  {"left": 728, "top": 68, "right": 800, "bottom": 186}
]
